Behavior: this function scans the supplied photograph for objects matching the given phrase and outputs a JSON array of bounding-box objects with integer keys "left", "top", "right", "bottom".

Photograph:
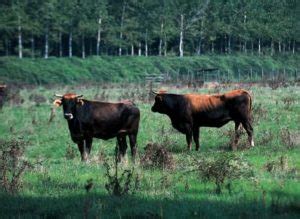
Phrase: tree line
[{"left": 0, "top": 0, "right": 298, "bottom": 58}]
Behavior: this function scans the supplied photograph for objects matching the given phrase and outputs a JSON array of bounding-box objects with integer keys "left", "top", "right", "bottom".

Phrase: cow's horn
[
  {"left": 150, "top": 90, "right": 158, "bottom": 95},
  {"left": 76, "top": 95, "right": 83, "bottom": 98},
  {"left": 54, "top": 94, "right": 63, "bottom": 98}
]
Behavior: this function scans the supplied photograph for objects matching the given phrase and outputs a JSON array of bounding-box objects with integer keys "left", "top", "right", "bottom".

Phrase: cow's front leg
[{"left": 193, "top": 127, "right": 200, "bottom": 151}]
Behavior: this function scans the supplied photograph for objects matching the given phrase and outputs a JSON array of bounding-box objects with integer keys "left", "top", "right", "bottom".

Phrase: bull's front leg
[{"left": 77, "top": 140, "right": 88, "bottom": 162}]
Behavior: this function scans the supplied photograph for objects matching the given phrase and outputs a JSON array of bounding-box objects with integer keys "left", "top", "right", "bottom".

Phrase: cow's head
[
  {"left": 151, "top": 90, "right": 168, "bottom": 114},
  {"left": 53, "top": 93, "right": 84, "bottom": 120}
]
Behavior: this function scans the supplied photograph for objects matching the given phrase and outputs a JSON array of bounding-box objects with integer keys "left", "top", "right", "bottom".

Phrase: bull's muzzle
[
  {"left": 64, "top": 113, "right": 74, "bottom": 120},
  {"left": 151, "top": 106, "right": 157, "bottom": 112}
]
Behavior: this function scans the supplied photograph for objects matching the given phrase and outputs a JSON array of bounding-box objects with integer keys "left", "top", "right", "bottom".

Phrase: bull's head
[
  {"left": 151, "top": 90, "right": 168, "bottom": 114},
  {"left": 53, "top": 93, "right": 84, "bottom": 120}
]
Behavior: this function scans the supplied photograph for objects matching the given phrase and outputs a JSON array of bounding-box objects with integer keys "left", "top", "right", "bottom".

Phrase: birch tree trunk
[
  {"left": 138, "top": 42, "right": 141, "bottom": 56},
  {"left": 96, "top": 18, "right": 102, "bottom": 56},
  {"left": 69, "top": 32, "right": 73, "bottom": 57},
  {"left": 119, "top": 2, "right": 126, "bottom": 56},
  {"left": 159, "top": 21, "right": 163, "bottom": 56},
  {"left": 179, "top": 14, "right": 184, "bottom": 57},
  {"left": 271, "top": 39, "right": 274, "bottom": 56},
  {"left": 278, "top": 41, "right": 281, "bottom": 53},
  {"left": 292, "top": 40, "right": 295, "bottom": 54},
  {"left": 196, "top": 38, "right": 201, "bottom": 55},
  {"left": 258, "top": 38, "right": 261, "bottom": 55},
  {"left": 31, "top": 35, "right": 35, "bottom": 58},
  {"left": 228, "top": 35, "right": 231, "bottom": 54},
  {"left": 18, "top": 17, "right": 22, "bottom": 59},
  {"left": 82, "top": 34, "right": 85, "bottom": 59},
  {"left": 164, "top": 33, "right": 167, "bottom": 56},
  {"left": 145, "top": 29, "right": 148, "bottom": 57},
  {"left": 59, "top": 31, "right": 62, "bottom": 57},
  {"left": 44, "top": 31, "right": 49, "bottom": 59},
  {"left": 211, "top": 41, "right": 214, "bottom": 53},
  {"left": 131, "top": 44, "right": 134, "bottom": 56},
  {"left": 251, "top": 40, "right": 254, "bottom": 55},
  {"left": 5, "top": 39, "right": 9, "bottom": 56}
]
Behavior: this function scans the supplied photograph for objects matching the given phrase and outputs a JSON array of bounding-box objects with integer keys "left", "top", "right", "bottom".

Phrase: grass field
[{"left": 0, "top": 83, "right": 299, "bottom": 218}]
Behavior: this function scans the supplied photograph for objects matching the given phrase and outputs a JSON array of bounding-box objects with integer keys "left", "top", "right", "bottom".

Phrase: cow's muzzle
[
  {"left": 64, "top": 113, "right": 74, "bottom": 120},
  {"left": 151, "top": 106, "right": 157, "bottom": 112}
]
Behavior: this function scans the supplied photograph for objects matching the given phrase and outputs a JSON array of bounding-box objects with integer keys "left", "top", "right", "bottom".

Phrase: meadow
[{"left": 0, "top": 82, "right": 299, "bottom": 218}]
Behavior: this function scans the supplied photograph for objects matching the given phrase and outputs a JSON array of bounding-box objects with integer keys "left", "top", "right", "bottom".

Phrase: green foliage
[
  {"left": 0, "top": 54, "right": 298, "bottom": 84},
  {"left": 0, "top": 0, "right": 298, "bottom": 57}
]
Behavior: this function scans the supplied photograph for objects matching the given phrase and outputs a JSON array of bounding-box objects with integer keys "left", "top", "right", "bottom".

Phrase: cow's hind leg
[
  {"left": 232, "top": 122, "right": 242, "bottom": 151},
  {"left": 193, "top": 127, "right": 200, "bottom": 151},
  {"left": 241, "top": 119, "right": 254, "bottom": 148},
  {"left": 129, "top": 134, "right": 137, "bottom": 161}
]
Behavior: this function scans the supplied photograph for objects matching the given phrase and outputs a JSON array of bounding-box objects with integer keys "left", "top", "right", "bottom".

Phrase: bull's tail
[{"left": 241, "top": 89, "right": 252, "bottom": 111}]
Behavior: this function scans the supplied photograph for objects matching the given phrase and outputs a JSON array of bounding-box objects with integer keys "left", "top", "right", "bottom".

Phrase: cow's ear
[
  {"left": 77, "top": 99, "right": 84, "bottom": 106},
  {"left": 53, "top": 99, "right": 62, "bottom": 107}
]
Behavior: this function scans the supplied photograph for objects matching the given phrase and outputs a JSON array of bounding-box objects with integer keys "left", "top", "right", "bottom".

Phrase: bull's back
[
  {"left": 184, "top": 90, "right": 251, "bottom": 127},
  {"left": 87, "top": 101, "right": 139, "bottom": 139}
]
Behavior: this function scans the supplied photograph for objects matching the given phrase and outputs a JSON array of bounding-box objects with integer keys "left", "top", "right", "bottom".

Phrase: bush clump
[
  {"left": 0, "top": 138, "right": 32, "bottom": 194},
  {"left": 194, "top": 153, "right": 254, "bottom": 194},
  {"left": 140, "top": 143, "right": 175, "bottom": 170}
]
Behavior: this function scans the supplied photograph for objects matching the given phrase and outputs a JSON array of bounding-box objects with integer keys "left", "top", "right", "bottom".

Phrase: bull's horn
[
  {"left": 76, "top": 95, "right": 83, "bottom": 98},
  {"left": 150, "top": 90, "right": 158, "bottom": 95},
  {"left": 54, "top": 94, "right": 63, "bottom": 97}
]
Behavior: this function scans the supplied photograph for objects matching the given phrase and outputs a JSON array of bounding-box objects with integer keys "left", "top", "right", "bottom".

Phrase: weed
[
  {"left": 280, "top": 128, "right": 298, "bottom": 149},
  {"left": 65, "top": 143, "right": 77, "bottom": 160},
  {"left": 104, "top": 149, "right": 140, "bottom": 196},
  {"left": 29, "top": 93, "right": 46, "bottom": 106}
]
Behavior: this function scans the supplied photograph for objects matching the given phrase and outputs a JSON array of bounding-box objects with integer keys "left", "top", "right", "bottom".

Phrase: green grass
[
  {"left": 0, "top": 84, "right": 299, "bottom": 218},
  {"left": 0, "top": 54, "right": 299, "bottom": 84}
]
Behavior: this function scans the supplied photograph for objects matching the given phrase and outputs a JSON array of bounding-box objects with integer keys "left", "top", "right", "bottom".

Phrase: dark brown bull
[
  {"left": 0, "top": 85, "right": 7, "bottom": 109},
  {"left": 54, "top": 93, "right": 140, "bottom": 161},
  {"left": 151, "top": 89, "right": 254, "bottom": 151}
]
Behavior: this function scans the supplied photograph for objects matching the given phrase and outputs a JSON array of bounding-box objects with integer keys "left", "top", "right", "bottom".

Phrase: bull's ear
[
  {"left": 156, "top": 95, "right": 163, "bottom": 101},
  {"left": 53, "top": 99, "right": 62, "bottom": 107},
  {"left": 77, "top": 99, "right": 84, "bottom": 106}
]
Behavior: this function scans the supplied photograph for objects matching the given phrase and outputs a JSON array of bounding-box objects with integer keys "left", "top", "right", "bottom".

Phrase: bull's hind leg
[
  {"left": 117, "top": 136, "right": 128, "bottom": 162},
  {"left": 241, "top": 120, "right": 254, "bottom": 148},
  {"left": 129, "top": 134, "right": 137, "bottom": 157},
  {"left": 193, "top": 127, "right": 200, "bottom": 151},
  {"left": 232, "top": 122, "right": 242, "bottom": 151},
  {"left": 129, "top": 134, "right": 138, "bottom": 161}
]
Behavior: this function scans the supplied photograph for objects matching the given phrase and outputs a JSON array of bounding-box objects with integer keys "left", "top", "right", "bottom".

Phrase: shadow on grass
[{"left": 1, "top": 190, "right": 299, "bottom": 218}]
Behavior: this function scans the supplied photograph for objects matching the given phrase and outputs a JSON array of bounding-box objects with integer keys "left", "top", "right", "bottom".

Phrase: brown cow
[
  {"left": 151, "top": 89, "right": 254, "bottom": 151},
  {"left": 54, "top": 93, "right": 140, "bottom": 161}
]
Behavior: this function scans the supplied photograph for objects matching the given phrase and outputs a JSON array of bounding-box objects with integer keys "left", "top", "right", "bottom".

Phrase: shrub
[
  {"left": 0, "top": 138, "right": 32, "bottom": 194},
  {"left": 194, "top": 153, "right": 254, "bottom": 194},
  {"left": 140, "top": 143, "right": 175, "bottom": 170}
]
